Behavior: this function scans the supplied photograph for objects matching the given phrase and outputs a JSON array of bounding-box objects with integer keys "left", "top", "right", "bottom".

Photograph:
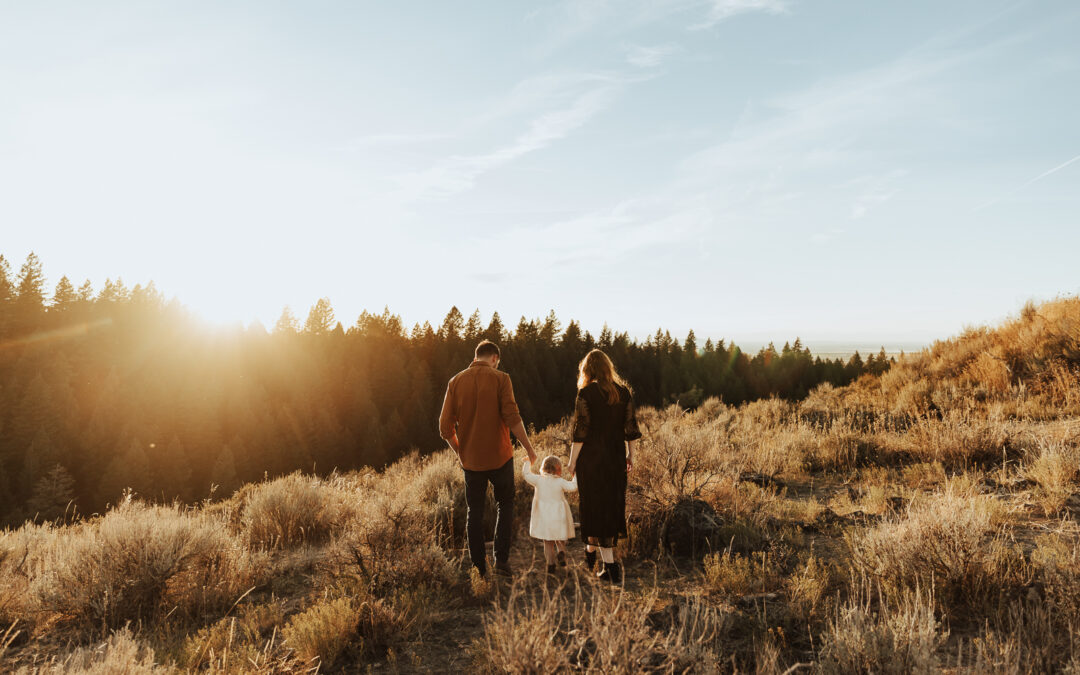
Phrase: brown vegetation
[{"left": 2, "top": 296, "right": 1080, "bottom": 671}]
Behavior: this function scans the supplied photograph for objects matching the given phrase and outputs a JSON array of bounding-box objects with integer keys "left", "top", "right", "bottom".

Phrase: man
[{"left": 439, "top": 340, "right": 537, "bottom": 577}]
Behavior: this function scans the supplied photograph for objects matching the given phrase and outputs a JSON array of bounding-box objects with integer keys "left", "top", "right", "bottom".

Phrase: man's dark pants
[{"left": 463, "top": 458, "right": 514, "bottom": 573}]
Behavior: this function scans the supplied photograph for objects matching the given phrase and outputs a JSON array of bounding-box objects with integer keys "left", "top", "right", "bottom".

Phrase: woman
[{"left": 567, "top": 349, "right": 642, "bottom": 583}]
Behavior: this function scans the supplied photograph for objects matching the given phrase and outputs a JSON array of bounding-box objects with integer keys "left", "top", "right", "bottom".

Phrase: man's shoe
[
  {"left": 557, "top": 551, "right": 567, "bottom": 567},
  {"left": 584, "top": 550, "right": 597, "bottom": 571},
  {"left": 495, "top": 561, "right": 513, "bottom": 577}
]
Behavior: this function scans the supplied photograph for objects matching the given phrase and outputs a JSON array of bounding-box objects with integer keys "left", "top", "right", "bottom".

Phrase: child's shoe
[
  {"left": 557, "top": 551, "right": 567, "bottom": 567},
  {"left": 547, "top": 563, "right": 558, "bottom": 575}
]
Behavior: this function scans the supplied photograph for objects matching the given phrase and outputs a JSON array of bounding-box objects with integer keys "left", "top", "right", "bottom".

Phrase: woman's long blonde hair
[{"left": 577, "top": 349, "right": 631, "bottom": 404}]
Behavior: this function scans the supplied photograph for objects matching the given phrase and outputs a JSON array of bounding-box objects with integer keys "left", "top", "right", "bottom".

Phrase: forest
[{"left": 0, "top": 252, "right": 890, "bottom": 524}]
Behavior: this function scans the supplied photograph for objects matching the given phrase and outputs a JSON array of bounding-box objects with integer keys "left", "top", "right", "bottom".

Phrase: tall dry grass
[
  {"left": 4, "top": 496, "right": 265, "bottom": 632},
  {"left": 476, "top": 582, "right": 729, "bottom": 673}
]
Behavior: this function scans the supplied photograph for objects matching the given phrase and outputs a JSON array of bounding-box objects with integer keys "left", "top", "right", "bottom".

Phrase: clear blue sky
[{"left": 2, "top": 0, "right": 1078, "bottom": 345}]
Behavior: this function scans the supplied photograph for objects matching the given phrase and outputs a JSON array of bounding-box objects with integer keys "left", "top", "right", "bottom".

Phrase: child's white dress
[{"left": 522, "top": 460, "right": 577, "bottom": 541}]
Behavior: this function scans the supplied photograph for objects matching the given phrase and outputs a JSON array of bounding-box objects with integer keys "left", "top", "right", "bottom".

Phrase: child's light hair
[{"left": 540, "top": 455, "right": 562, "bottom": 476}]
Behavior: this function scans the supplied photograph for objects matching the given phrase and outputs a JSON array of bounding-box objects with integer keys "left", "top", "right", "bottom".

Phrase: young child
[{"left": 522, "top": 455, "right": 577, "bottom": 573}]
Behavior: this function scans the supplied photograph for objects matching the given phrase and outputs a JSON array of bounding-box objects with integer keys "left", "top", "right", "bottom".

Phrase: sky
[{"left": 2, "top": 0, "right": 1078, "bottom": 347}]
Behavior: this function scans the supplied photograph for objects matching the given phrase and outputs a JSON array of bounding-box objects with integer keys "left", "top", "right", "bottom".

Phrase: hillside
[{"left": 2, "top": 297, "right": 1080, "bottom": 673}]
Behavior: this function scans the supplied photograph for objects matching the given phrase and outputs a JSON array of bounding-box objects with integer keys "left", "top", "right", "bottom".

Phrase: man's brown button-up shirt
[{"left": 439, "top": 360, "right": 523, "bottom": 471}]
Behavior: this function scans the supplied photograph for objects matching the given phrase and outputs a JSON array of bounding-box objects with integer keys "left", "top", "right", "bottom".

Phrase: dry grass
[
  {"left": 847, "top": 487, "right": 1027, "bottom": 617},
  {"left": 19, "top": 629, "right": 170, "bottom": 674},
  {"left": 703, "top": 550, "right": 782, "bottom": 597},
  {"left": 1025, "top": 440, "right": 1080, "bottom": 515},
  {"left": 818, "top": 586, "right": 944, "bottom": 674},
  {"left": 280, "top": 596, "right": 361, "bottom": 669},
  {"left": 476, "top": 583, "right": 729, "bottom": 673},
  {"left": 23, "top": 496, "right": 264, "bottom": 631},
  {"left": 240, "top": 473, "right": 358, "bottom": 549}
]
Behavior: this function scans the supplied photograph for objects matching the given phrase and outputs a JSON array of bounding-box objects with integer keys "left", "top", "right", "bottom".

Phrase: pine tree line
[{"left": 0, "top": 252, "right": 891, "bottom": 524}]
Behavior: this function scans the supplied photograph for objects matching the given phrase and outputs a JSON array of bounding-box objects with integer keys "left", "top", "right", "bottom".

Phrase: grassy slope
[{"left": 2, "top": 297, "right": 1080, "bottom": 673}]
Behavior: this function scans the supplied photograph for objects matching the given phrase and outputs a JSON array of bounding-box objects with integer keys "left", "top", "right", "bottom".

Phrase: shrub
[
  {"left": 632, "top": 414, "right": 725, "bottom": 506},
  {"left": 281, "top": 596, "right": 361, "bottom": 668},
  {"left": 29, "top": 498, "right": 262, "bottom": 630},
  {"left": 241, "top": 472, "right": 357, "bottom": 549},
  {"left": 23, "top": 628, "right": 169, "bottom": 674},
  {"left": 785, "top": 555, "right": 831, "bottom": 622},
  {"left": 1025, "top": 441, "right": 1079, "bottom": 516},
  {"left": 0, "top": 523, "right": 54, "bottom": 627},
  {"left": 703, "top": 550, "right": 781, "bottom": 597},
  {"left": 847, "top": 489, "right": 1027, "bottom": 617},
  {"left": 818, "top": 588, "right": 944, "bottom": 675},
  {"left": 181, "top": 600, "right": 286, "bottom": 670},
  {"left": 327, "top": 490, "right": 457, "bottom": 594}
]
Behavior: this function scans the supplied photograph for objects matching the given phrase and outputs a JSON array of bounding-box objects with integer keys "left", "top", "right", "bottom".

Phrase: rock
[
  {"left": 737, "top": 592, "right": 779, "bottom": 606},
  {"left": 739, "top": 472, "right": 784, "bottom": 489},
  {"left": 846, "top": 510, "right": 882, "bottom": 525},
  {"left": 885, "top": 496, "right": 907, "bottom": 513},
  {"left": 660, "top": 498, "right": 724, "bottom": 558}
]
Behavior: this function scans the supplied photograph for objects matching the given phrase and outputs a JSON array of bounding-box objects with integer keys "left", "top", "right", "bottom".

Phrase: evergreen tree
[
  {"left": 439, "top": 306, "right": 465, "bottom": 341},
  {"left": 51, "top": 276, "right": 77, "bottom": 313},
  {"left": 539, "top": 310, "right": 561, "bottom": 346},
  {"left": 599, "top": 324, "right": 613, "bottom": 349},
  {"left": 210, "top": 444, "right": 240, "bottom": 494},
  {"left": 275, "top": 306, "right": 299, "bottom": 334},
  {"left": 0, "top": 254, "right": 12, "bottom": 304},
  {"left": 304, "top": 298, "right": 335, "bottom": 336},
  {"left": 26, "top": 464, "right": 77, "bottom": 522},
  {"left": 21, "top": 429, "right": 63, "bottom": 489},
  {"left": 846, "top": 351, "right": 865, "bottom": 379},
  {"left": 76, "top": 279, "right": 94, "bottom": 303},
  {"left": 0, "top": 254, "right": 13, "bottom": 337},
  {"left": 97, "top": 438, "right": 153, "bottom": 504},
  {"left": 157, "top": 436, "right": 193, "bottom": 500},
  {"left": 483, "top": 312, "right": 506, "bottom": 343},
  {"left": 11, "top": 375, "right": 58, "bottom": 460},
  {"left": 465, "top": 309, "right": 483, "bottom": 342},
  {"left": 685, "top": 330, "right": 698, "bottom": 356},
  {"left": 13, "top": 251, "right": 46, "bottom": 332},
  {"left": 96, "top": 277, "right": 131, "bottom": 304}
]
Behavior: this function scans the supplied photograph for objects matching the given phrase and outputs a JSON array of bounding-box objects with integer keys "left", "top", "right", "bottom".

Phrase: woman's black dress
[{"left": 572, "top": 382, "right": 642, "bottom": 541}]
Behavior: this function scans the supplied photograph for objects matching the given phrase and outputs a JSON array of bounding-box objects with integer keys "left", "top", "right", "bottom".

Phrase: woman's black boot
[
  {"left": 597, "top": 561, "right": 622, "bottom": 584},
  {"left": 584, "top": 550, "right": 597, "bottom": 571}
]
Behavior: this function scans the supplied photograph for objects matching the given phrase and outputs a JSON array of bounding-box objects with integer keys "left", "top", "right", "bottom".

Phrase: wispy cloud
[
  {"left": 344, "top": 132, "right": 450, "bottom": 149},
  {"left": 691, "top": 0, "right": 791, "bottom": 30},
  {"left": 493, "top": 27, "right": 1021, "bottom": 271},
  {"left": 974, "top": 152, "right": 1080, "bottom": 211},
  {"left": 625, "top": 43, "right": 680, "bottom": 68},
  {"left": 396, "top": 80, "right": 619, "bottom": 200},
  {"left": 847, "top": 171, "right": 906, "bottom": 220},
  {"left": 529, "top": 0, "right": 789, "bottom": 55}
]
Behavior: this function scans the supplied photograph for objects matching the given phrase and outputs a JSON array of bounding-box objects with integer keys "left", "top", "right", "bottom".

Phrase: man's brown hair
[{"left": 475, "top": 340, "right": 500, "bottom": 359}]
